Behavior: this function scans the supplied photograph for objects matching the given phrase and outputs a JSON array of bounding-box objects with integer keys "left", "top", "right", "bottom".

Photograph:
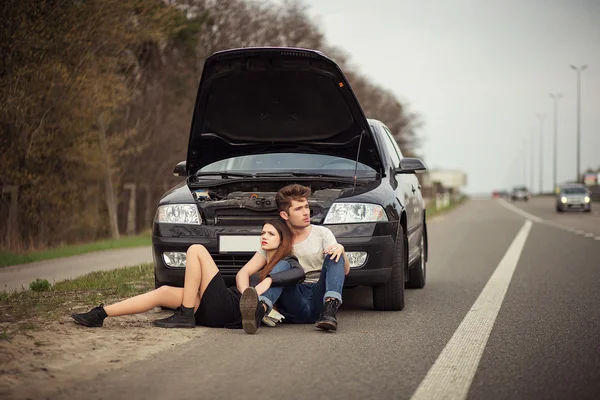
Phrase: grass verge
[
  {"left": 0, "top": 233, "right": 151, "bottom": 268},
  {"left": 427, "top": 195, "right": 467, "bottom": 219},
  {"left": 0, "top": 263, "right": 154, "bottom": 333}
]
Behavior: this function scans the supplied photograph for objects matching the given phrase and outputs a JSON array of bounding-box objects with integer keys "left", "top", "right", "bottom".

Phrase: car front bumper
[{"left": 153, "top": 221, "right": 398, "bottom": 288}]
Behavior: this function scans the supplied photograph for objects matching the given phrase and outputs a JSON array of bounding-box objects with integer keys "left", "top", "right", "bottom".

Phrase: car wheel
[
  {"left": 406, "top": 233, "right": 426, "bottom": 289},
  {"left": 584, "top": 208, "right": 591, "bottom": 213},
  {"left": 556, "top": 206, "right": 563, "bottom": 213},
  {"left": 373, "top": 226, "right": 406, "bottom": 311}
]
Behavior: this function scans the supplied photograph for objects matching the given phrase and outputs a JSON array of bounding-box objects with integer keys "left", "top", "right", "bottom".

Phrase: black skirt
[{"left": 194, "top": 272, "right": 242, "bottom": 329}]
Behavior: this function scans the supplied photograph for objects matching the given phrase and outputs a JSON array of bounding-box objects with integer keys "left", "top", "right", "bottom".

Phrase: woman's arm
[
  {"left": 236, "top": 252, "right": 267, "bottom": 293},
  {"left": 254, "top": 277, "right": 273, "bottom": 295}
]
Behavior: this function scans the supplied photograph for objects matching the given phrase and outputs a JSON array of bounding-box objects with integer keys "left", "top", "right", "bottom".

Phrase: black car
[{"left": 153, "top": 47, "right": 428, "bottom": 311}]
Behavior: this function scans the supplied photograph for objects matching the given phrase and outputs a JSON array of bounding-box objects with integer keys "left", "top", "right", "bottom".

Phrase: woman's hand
[{"left": 324, "top": 244, "right": 344, "bottom": 262}]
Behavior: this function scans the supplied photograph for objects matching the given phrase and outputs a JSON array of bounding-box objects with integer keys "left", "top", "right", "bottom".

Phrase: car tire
[
  {"left": 406, "top": 233, "right": 426, "bottom": 289},
  {"left": 556, "top": 206, "right": 563, "bottom": 213},
  {"left": 584, "top": 208, "right": 591, "bottom": 213},
  {"left": 373, "top": 226, "right": 406, "bottom": 311}
]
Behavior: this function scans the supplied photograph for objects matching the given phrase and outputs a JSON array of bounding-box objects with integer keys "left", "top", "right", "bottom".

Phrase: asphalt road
[{"left": 25, "top": 198, "right": 600, "bottom": 399}]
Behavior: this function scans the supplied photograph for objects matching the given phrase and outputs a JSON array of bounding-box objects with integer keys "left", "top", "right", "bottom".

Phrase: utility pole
[
  {"left": 536, "top": 114, "right": 545, "bottom": 194},
  {"left": 550, "top": 93, "right": 563, "bottom": 193},
  {"left": 530, "top": 128, "right": 535, "bottom": 191},
  {"left": 570, "top": 64, "right": 587, "bottom": 182}
]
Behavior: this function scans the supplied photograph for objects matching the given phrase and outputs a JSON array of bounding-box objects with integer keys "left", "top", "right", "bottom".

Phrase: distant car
[
  {"left": 152, "top": 47, "right": 429, "bottom": 311},
  {"left": 556, "top": 184, "right": 592, "bottom": 213},
  {"left": 511, "top": 186, "right": 531, "bottom": 201}
]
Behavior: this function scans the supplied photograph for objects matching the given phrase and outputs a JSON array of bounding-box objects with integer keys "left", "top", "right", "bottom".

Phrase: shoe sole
[
  {"left": 315, "top": 319, "right": 337, "bottom": 331},
  {"left": 152, "top": 320, "right": 195, "bottom": 328},
  {"left": 71, "top": 314, "right": 102, "bottom": 328},
  {"left": 240, "top": 287, "right": 259, "bottom": 334}
]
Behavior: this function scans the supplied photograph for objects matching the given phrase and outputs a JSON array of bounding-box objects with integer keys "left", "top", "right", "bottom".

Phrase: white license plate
[{"left": 219, "top": 235, "right": 261, "bottom": 253}]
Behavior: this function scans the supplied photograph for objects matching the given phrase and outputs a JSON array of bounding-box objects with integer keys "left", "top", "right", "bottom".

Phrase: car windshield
[
  {"left": 562, "top": 188, "right": 587, "bottom": 195},
  {"left": 197, "top": 153, "right": 377, "bottom": 177}
]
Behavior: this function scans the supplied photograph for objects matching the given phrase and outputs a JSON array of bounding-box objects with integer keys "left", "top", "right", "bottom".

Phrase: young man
[{"left": 240, "top": 184, "right": 350, "bottom": 333}]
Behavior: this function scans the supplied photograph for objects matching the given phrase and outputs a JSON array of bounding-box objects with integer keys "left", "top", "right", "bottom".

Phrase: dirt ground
[{"left": 0, "top": 308, "right": 198, "bottom": 400}]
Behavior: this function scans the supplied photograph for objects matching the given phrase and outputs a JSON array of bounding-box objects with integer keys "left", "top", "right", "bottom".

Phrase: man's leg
[
  {"left": 311, "top": 255, "right": 345, "bottom": 330},
  {"left": 276, "top": 283, "right": 314, "bottom": 324}
]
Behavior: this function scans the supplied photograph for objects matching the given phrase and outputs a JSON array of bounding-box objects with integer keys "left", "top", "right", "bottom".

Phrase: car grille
[
  {"left": 213, "top": 209, "right": 279, "bottom": 226},
  {"left": 211, "top": 206, "right": 323, "bottom": 226},
  {"left": 212, "top": 253, "right": 253, "bottom": 267}
]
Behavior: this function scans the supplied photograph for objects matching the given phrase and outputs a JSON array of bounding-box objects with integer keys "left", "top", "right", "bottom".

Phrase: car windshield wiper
[
  {"left": 195, "top": 171, "right": 255, "bottom": 179},
  {"left": 253, "top": 172, "right": 360, "bottom": 180}
]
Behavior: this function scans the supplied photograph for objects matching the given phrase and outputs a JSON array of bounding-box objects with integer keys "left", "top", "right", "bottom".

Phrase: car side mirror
[
  {"left": 395, "top": 157, "right": 427, "bottom": 174},
  {"left": 173, "top": 161, "right": 186, "bottom": 177}
]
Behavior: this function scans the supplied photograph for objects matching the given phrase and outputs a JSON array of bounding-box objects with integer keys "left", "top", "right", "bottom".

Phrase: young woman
[{"left": 71, "top": 219, "right": 303, "bottom": 333}]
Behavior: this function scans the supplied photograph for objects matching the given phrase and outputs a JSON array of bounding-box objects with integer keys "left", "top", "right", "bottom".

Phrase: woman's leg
[
  {"left": 104, "top": 286, "right": 197, "bottom": 317},
  {"left": 181, "top": 244, "right": 220, "bottom": 308},
  {"left": 107, "top": 244, "right": 219, "bottom": 317}
]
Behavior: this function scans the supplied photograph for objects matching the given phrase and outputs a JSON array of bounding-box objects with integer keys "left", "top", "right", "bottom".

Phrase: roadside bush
[{"left": 29, "top": 279, "right": 51, "bottom": 292}]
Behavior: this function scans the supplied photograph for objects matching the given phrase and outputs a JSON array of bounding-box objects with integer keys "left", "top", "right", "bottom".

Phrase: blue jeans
[{"left": 260, "top": 255, "right": 346, "bottom": 324}]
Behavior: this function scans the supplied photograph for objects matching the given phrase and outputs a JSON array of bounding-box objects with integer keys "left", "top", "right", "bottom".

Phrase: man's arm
[{"left": 322, "top": 227, "right": 350, "bottom": 274}]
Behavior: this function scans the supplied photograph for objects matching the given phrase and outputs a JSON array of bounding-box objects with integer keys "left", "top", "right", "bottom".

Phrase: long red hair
[{"left": 259, "top": 218, "right": 294, "bottom": 281}]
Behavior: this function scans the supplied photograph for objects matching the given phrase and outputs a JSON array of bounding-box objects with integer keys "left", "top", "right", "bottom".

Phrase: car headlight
[
  {"left": 163, "top": 252, "right": 187, "bottom": 267},
  {"left": 156, "top": 204, "right": 201, "bottom": 224},
  {"left": 324, "top": 203, "right": 388, "bottom": 224},
  {"left": 584, "top": 196, "right": 590, "bottom": 203},
  {"left": 561, "top": 197, "right": 567, "bottom": 204}
]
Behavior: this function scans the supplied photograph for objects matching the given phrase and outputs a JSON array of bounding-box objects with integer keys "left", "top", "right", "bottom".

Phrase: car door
[
  {"left": 381, "top": 125, "right": 423, "bottom": 255},
  {"left": 378, "top": 124, "right": 412, "bottom": 222}
]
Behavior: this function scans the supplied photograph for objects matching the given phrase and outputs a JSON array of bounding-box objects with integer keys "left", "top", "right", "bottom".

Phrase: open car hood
[{"left": 186, "top": 47, "right": 382, "bottom": 174}]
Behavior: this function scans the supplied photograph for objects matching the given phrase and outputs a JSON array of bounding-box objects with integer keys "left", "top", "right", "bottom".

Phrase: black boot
[
  {"left": 315, "top": 298, "right": 341, "bottom": 331},
  {"left": 71, "top": 304, "right": 108, "bottom": 327},
  {"left": 153, "top": 306, "right": 195, "bottom": 328},
  {"left": 240, "top": 287, "right": 266, "bottom": 334}
]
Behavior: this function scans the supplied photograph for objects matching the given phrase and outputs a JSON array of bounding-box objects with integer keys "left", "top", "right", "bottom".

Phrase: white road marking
[
  {"left": 497, "top": 199, "right": 543, "bottom": 222},
  {"left": 410, "top": 220, "right": 532, "bottom": 400},
  {"left": 575, "top": 230, "right": 585, "bottom": 235},
  {"left": 595, "top": 237, "right": 600, "bottom": 241},
  {"left": 584, "top": 233, "right": 594, "bottom": 238}
]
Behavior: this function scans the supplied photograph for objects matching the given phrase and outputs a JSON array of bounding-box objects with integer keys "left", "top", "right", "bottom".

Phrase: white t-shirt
[{"left": 258, "top": 225, "right": 337, "bottom": 283}]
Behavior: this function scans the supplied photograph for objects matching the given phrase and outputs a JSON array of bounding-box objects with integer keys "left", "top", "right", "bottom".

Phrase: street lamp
[
  {"left": 549, "top": 93, "right": 563, "bottom": 193},
  {"left": 570, "top": 64, "right": 587, "bottom": 182},
  {"left": 536, "top": 113, "right": 545, "bottom": 194}
]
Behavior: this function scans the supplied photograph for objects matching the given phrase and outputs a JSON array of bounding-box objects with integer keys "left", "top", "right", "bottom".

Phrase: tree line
[{"left": 0, "top": 0, "right": 422, "bottom": 251}]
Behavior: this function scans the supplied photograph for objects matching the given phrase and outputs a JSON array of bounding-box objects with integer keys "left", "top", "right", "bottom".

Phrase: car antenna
[{"left": 352, "top": 130, "right": 365, "bottom": 191}]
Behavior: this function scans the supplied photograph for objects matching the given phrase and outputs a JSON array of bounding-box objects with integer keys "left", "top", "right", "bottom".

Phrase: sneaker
[
  {"left": 152, "top": 306, "right": 195, "bottom": 328},
  {"left": 240, "top": 287, "right": 265, "bottom": 334},
  {"left": 315, "top": 298, "right": 341, "bottom": 331},
  {"left": 71, "top": 304, "right": 107, "bottom": 327}
]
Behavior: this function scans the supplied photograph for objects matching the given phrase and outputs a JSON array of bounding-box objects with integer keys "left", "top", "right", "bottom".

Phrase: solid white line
[
  {"left": 496, "top": 199, "right": 543, "bottom": 222},
  {"left": 584, "top": 233, "right": 594, "bottom": 238},
  {"left": 410, "top": 220, "right": 533, "bottom": 400},
  {"left": 595, "top": 237, "right": 600, "bottom": 241},
  {"left": 575, "top": 230, "right": 585, "bottom": 235}
]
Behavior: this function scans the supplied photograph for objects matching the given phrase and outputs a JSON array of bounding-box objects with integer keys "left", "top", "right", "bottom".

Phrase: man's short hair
[{"left": 276, "top": 184, "right": 311, "bottom": 213}]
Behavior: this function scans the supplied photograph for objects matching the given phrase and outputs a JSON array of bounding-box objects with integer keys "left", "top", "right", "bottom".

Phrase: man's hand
[{"left": 324, "top": 244, "right": 344, "bottom": 262}]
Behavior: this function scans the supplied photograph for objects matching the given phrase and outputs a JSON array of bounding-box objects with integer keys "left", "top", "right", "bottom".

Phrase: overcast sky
[{"left": 299, "top": 0, "right": 600, "bottom": 194}]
